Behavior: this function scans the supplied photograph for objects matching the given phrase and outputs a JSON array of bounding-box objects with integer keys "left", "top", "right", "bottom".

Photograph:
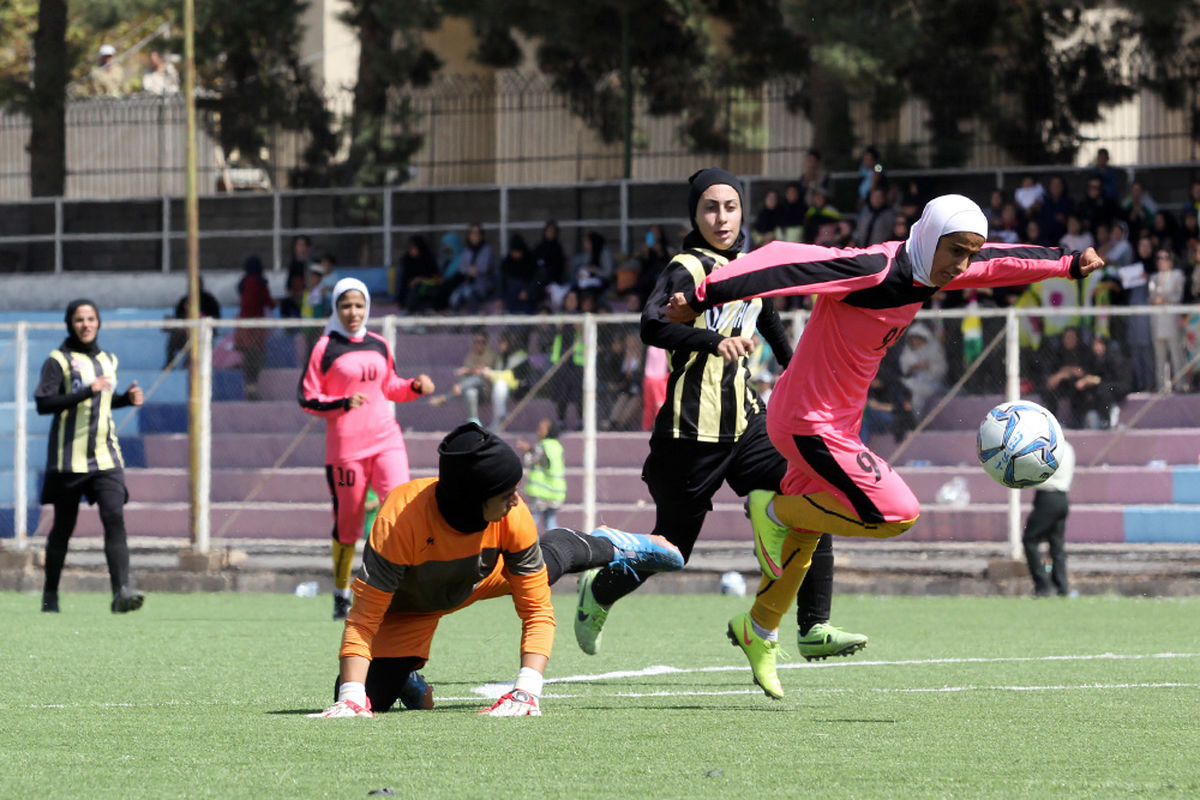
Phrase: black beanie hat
[
  {"left": 687, "top": 167, "right": 744, "bottom": 225},
  {"left": 434, "top": 421, "right": 524, "bottom": 533}
]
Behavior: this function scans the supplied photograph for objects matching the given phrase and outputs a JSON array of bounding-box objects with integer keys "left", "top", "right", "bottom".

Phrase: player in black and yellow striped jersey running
[
  {"left": 34, "top": 299, "right": 146, "bottom": 614},
  {"left": 574, "top": 168, "right": 867, "bottom": 665}
]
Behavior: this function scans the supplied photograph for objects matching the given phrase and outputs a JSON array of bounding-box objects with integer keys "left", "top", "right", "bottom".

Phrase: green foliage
[{"left": 2, "top": 591, "right": 1198, "bottom": 798}]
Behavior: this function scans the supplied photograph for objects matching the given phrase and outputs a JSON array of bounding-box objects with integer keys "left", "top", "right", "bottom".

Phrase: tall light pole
[{"left": 184, "top": 0, "right": 204, "bottom": 550}]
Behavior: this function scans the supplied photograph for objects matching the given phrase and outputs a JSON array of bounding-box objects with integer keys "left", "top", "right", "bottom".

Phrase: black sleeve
[
  {"left": 33, "top": 357, "right": 93, "bottom": 415},
  {"left": 112, "top": 391, "right": 133, "bottom": 410},
  {"left": 641, "top": 257, "right": 725, "bottom": 356},
  {"left": 756, "top": 301, "right": 793, "bottom": 369}
]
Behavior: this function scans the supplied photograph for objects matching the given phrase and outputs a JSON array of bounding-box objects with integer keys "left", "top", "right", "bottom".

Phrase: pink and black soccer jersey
[
  {"left": 689, "top": 240, "right": 1083, "bottom": 434},
  {"left": 299, "top": 331, "right": 422, "bottom": 461}
]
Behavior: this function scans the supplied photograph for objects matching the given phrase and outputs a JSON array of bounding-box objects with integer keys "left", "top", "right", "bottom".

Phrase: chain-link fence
[{"left": 4, "top": 304, "right": 1200, "bottom": 557}]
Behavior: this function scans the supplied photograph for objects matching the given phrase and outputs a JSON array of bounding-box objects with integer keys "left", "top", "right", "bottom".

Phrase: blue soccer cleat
[
  {"left": 399, "top": 671, "right": 434, "bottom": 710},
  {"left": 591, "top": 527, "right": 685, "bottom": 574}
]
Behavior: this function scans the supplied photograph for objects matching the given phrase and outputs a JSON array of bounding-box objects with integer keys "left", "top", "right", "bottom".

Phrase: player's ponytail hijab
[
  {"left": 323, "top": 278, "right": 371, "bottom": 339},
  {"left": 906, "top": 194, "right": 989, "bottom": 287}
]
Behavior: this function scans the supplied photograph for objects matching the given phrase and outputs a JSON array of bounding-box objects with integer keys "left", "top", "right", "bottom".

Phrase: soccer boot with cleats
[
  {"left": 797, "top": 623, "right": 868, "bottom": 661},
  {"left": 574, "top": 567, "right": 609, "bottom": 655},
  {"left": 111, "top": 587, "right": 145, "bottom": 614},
  {"left": 746, "top": 490, "right": 789, "bottom": 579},
  {"left": 398, "top": 672, "right": 435, "bottom": 710},
  {"left": 41, "top": 592, "right": 60, "bottom": 613},
  {"left": 333, "top": 593, "right": 352, "bottom": 621},
  {"left": 591, "top": 527, "right": 684, "bottom": 575},
  {"left": 727, "top": 612, "right": 784, "bottom": 699}
]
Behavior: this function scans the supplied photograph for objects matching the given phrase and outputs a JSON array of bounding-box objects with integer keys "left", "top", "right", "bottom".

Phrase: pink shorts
[
  {"left": 766, "top": 416, "right": 919, "bottom": 525},
  {"left": 325, "top": 447, "right": 411, "bottom": 544}
]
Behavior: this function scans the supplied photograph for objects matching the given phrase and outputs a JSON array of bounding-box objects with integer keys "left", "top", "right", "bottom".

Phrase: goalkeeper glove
[{"left": 479, "top": 689, "right": 541, "bottom": 717}]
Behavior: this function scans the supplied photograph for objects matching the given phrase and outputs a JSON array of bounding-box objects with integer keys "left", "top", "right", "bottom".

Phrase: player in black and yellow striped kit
[
  {"left": 34, "top": 299, "right": 146, "bottom": 614},
  {"left": 574, "top": 168, "right": 867, "bottom": 660}
]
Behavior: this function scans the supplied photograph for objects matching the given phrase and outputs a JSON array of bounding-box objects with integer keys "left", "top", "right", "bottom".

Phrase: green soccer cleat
[
  {"left": 727, "top": 612, "right": 784, "bottom": 699},
  {"left": 574, "top": 568, "right": 609, "bottom": 655},
  {"left": 797, "top": 622, "right": 868, "bottom": 661},
  {"left": 747, "top": 490, "right": 789, "bottom": 579}
]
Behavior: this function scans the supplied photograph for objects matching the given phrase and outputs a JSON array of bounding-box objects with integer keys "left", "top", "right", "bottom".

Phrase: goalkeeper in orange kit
[{"left": 311, "top": 421, "right": 684, "bottom": 718}]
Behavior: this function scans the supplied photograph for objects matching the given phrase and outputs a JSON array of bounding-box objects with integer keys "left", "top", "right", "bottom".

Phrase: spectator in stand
[
  {"left": 1122, "top": 237, "right": 1156, "bottom": 392},
  {"left": 898, "top": 323, "right": 946, "bottom": 416},
  {"left": 777, "top": 183, "right": 807, "bottom": 242},
  {"left": 165, "top": 277, "right": 221, "bottom": 368},
  {"left": 1149, "top": 247, "right": 1186, "bottom": 391},
  {"left": 499, "top": 234, "right": 541, "bottom": 314},
  {"left": 1040, "top": 326, "right": 1091, "bottom": 428},
  {"left": 984, "top": 189, "right": 1006, "bottom": 230},
  {"left": 1037, "top": 174, "right": 1073, "bottom": 244},
  {"left": 856, "top": 145, "right": 885, "bottom": 209},
  {"left": 890, "top": 214, "right": 911, "bottom": 242},
  {"left": 437, "top": 230, "right": 464, "bottom": 293},
  {"left": 235, "top": 255, "right": 275, "bottom": 401},
  {"left": 570, "top": 232, "right": 614, "bottom": 296},
  {"left": 448, "top": 223, "right": 496, "bottom": 313},
  {"left": 1189, "top": 180, "right": 1200, "bottom": 215},
  {"left": 802, "top": 186, "right": 843, "bottom": 244},
  {"left": 87, "top": 44, "right": 127, "bottom": 97},
  {"left": 1080, "top": 335, "right": 1132, "bottom": 429},
  {"left": 797, "top": 148, "right": 830, "bottom": 207},
  {"left": 487, "top": 329, "right": 535, "bottom": 428},
  {"left": 751, "top": 189, "right": 781, "bottom": 248},
  {"left": 853, "top": 186, "right": 896, "bottom": 247},
  {"left": 1101, "top": 220, "right": 1134, "bottom": 267},
  {"left": 1013, "top": 174, "right": 1045, "bottom": 215},
  {"left": 601, "top": 329, "right": 643, "bottom": 432},
  {"left": 278, "top": 271, "right": 310, "bottom": 365},
  {"left": 516, "top": 418, "right": 566, "bottom": 533},
  {"left": 1122, "top": 179, "right": 1158, "bottom": 241},
  {"left": 1186, "top": 238, "right": 1200, "bottom": 305},
  {"left": 398, "top": 235, "right": 441, "bottom": 313},
  {"left": 635, "top": 225, "right": 673, "bottom": 307},
  {"left": 288, "top": 234, "right": 314, "bottom": 286},
  {"left": 1151, "top": 209, "right": 1182, "bottom": 256},
  {"left": 990, "top": 201, "right": 1022, "bottom": 244},
  {"left": 532, "top": 221, "right": 568, "bottom": 310},
  {"left": 452, "top": 330, "right": 498, "bottom": 425},
  {"left": 641, "top": 345, "right": 669, "bottom": 432},
  {"left": 544, "top": 290, "right": 584, "bottom": 428},
  {"left": 1086, "top": 147, "right": 1121, "bottom": 202},
  {"left": 141, "top": 50, "right": 180, "bottom": 95},
  {"left": 860, "top": 347, "right": 914, "bottom": 446},
  {"left": 1023, "top": 218, "right": 1052, "bottom": 248},
  {"left": 1059, "top": 213, "right": 1095, "bottom": 253},
  {"left": 898, "top": 179, "right": 926, "bottom": 222},
  {"left": 1080, "top": 176, "right": 1119, "bottom": 231},
  {"left": 1178, "top": 210, "right": 1200, "bottom": 262}
]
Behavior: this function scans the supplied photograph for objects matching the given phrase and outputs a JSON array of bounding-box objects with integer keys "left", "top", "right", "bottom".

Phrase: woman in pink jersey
[
  {"left": 668, "top": 194, "right": 1104, "bottom": 698},
  {"left": 300, "top": 278, "right": 434, "bottom": 620}
]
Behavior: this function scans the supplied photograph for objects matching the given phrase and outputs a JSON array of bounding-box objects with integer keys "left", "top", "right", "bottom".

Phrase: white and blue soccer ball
[{"left": 976, "top": 401, "right": 1064, "bottom": 489}]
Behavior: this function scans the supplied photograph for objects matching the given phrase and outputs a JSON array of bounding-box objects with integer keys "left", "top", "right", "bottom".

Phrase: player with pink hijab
[
  {"left": 668, "top": 194, "right": 1104, "bottom": 698},
  {"left": 300, "top": 278, "right": 434, "bottom": 619}
]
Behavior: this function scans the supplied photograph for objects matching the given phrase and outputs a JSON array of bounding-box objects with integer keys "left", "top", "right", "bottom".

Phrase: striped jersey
[
  {"left": 642, "top": 244, "right": 792, "bottom": 444},
  {"left": 689, "top": 239, "right": 1082, "bottom": 433},
  {"left": 340, "top": 477, "right": 554, "bottom": 660},
  {"left": 34, "top": 347, "right": 129, "bottom": 473}
]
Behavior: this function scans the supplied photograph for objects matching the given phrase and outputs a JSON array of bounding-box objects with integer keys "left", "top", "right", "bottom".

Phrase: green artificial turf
[{"left": 1, "top": 591, "right": 1197, "bottom": 799}]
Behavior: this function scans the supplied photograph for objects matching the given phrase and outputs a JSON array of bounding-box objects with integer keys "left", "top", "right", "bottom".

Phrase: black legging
[{"left": 43, "top": 472, "right": 131, "bottom": 596}]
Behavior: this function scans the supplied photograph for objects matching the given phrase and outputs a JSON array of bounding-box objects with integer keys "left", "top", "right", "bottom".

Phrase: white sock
[
  {"left": 751, "top": 618, "right": 779, "bottom": 642},
  {"left": 336, "top": 588, "right": 352, "bottom": 600},
  {"left": 337, "top": 681, "right": 367, "bottom": 706}
]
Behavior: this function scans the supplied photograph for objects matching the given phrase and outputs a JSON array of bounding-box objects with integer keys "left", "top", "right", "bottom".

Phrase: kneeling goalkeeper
[{"left": 313, "top": 421, "right": 684, "bottom": 718}]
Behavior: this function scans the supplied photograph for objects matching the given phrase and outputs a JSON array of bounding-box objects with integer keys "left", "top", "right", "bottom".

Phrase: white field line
[{"left": 16, "top": 652, "right": 1198, "bottom": 709}]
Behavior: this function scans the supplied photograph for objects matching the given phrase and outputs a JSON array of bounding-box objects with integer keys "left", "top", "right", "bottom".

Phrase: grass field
[{"left": 2, "top": 590, "right": 1198, "bottom": 799}]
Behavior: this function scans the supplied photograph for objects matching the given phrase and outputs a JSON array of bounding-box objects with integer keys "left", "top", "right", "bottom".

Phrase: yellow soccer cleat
[{"left": 727, "top": 612, "right": 784, "bottom": 699}]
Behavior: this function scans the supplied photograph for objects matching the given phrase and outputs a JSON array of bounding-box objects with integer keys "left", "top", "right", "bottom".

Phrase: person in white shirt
[{"left": 1022, "top": 437, "right": 1075, "bottom": 597}]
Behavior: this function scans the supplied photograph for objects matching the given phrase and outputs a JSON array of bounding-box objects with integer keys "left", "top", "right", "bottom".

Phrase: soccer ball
[{"left": 976, "top": 401, "right": 1063, "bottom": 489}]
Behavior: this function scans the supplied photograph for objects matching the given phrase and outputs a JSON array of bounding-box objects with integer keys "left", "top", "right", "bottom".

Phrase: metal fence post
[
  {"left": 619, "top": 180, "right": 630, "bottom": 256},
  {"left": 1005, "top": 307, "right": 1021, "bottom": 560},
  {"left": 582, "top": 314, "right": 598, "bottom": 532},
  {"left": 383, "top": 187, "right": 394, "bottom": 273},
  {"left": 272, "top": 191, "right": 282, "bottom": 272},
  {"left": 54, "top": 198, "right": 63, "bottom": 274},
  {"left": 499, "top": 185, "right": 509, "bottom": 257},
  {"left": 161, "top": 195, "right": 172, "bottom": 273},
  {"left": 14, "top": 322, "right": 28, "bottom": 549},
  {"left": 195, "top": 318, "right": 213, "bottom": 553}
]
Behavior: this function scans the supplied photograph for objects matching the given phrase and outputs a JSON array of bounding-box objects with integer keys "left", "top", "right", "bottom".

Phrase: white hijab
[
  {"left": 323, "top": 277, "right": 371, "bottom": 339},
  {"left": 905, "top": 194, "right": 989, "bottom": 286}
]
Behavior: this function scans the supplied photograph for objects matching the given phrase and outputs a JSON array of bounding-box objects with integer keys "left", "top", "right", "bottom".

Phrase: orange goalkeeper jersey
[{"left": 340, "top": 477, "right": 554, "bottom": 660}]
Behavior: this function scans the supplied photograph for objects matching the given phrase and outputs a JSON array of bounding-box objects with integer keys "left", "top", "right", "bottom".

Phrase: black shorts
[{"left": 40, "top": 468, "right": 129, "bottom": 507}]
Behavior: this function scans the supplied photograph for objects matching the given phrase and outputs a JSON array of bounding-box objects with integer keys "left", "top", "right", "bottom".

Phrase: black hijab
[
  {"left": 685, "top": 167, "right": 746, "bottom": 257},
  {"left": 62, "top": 298, "right": 101, "bottom": 356},
  {"left": 434, "top": 422, "right": 524, "bottom": 534}
]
